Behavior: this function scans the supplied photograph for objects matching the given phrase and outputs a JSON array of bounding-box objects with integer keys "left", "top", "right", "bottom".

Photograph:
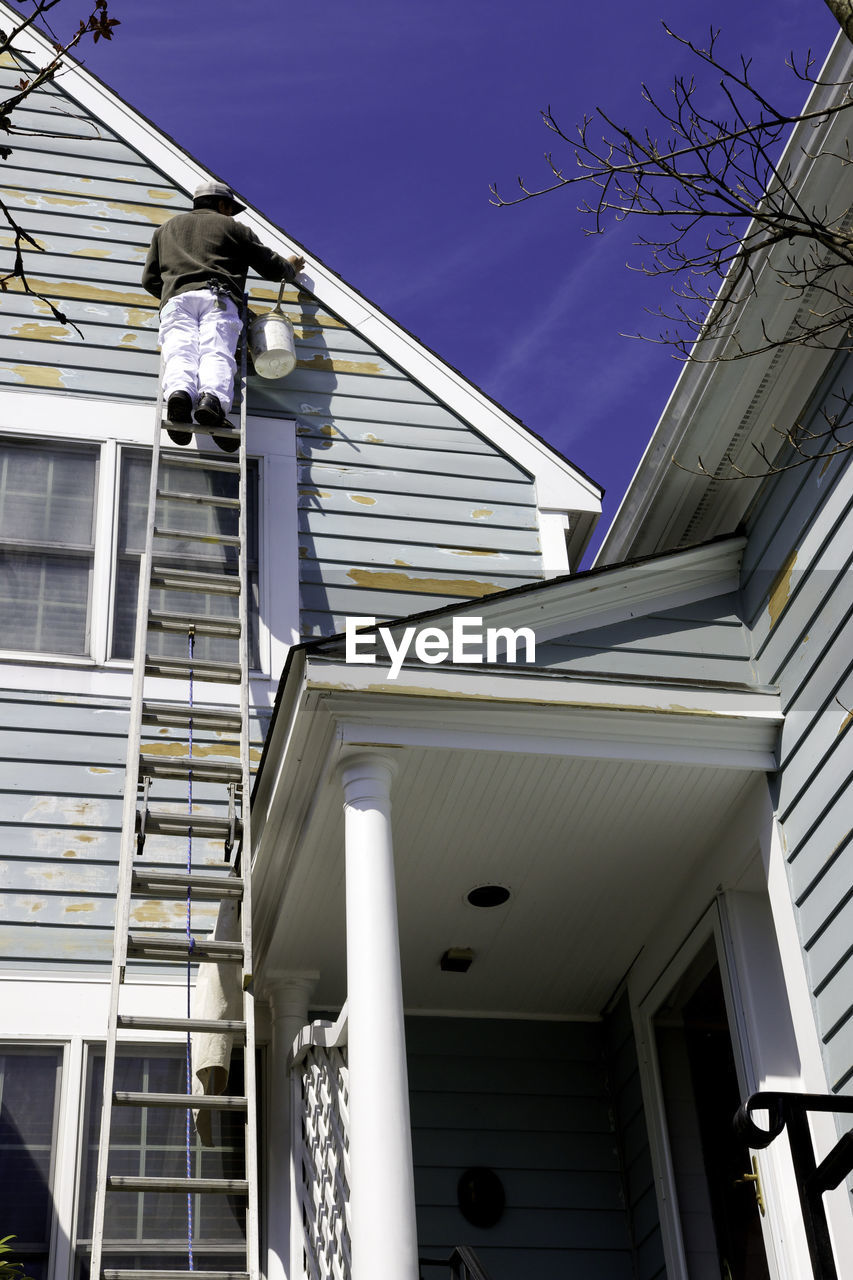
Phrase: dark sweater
[{"left": 142, "top": 207, "right": 295, "bottom": 309}]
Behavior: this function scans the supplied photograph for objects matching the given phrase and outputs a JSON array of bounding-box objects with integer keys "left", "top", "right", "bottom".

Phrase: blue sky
[{"left": 40, "top": 0, "right": 843, "bottom": 560}]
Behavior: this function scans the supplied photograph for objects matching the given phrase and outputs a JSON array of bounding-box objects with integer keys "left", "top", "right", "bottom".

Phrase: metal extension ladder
[{"left": 90, "top": 317, "right": 258, "bottom": 1280}]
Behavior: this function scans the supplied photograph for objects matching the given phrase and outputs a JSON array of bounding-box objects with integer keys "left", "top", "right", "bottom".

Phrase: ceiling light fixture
[{"left": 466, "top": 884, "right": 510, "bottom": 908}]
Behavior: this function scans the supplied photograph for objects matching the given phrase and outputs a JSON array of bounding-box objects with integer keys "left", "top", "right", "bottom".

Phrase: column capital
[
  {"left": 264, "top": 971, "right": 319, "bottom": 1023},
  {"left": 337, "top": 749, "right": 400, "bottom": 806}
]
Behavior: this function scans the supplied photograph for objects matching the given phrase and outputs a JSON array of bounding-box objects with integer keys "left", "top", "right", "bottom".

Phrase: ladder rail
[
  {"left": 90, "top": 370, "right": 165, "bottom": 1280},
  {"left": 237, "top": 302, "right": 260, "bottom": 1280}
]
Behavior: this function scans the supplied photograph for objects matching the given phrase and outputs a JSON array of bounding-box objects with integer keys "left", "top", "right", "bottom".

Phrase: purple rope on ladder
[{"left": 186, "top": 628, "right": 195, "bottom": 1270}]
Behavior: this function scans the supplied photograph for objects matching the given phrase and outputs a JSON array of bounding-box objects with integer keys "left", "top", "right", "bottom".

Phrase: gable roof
[{"left": 0, "top": 0, "right": 601, "bottom": 564}]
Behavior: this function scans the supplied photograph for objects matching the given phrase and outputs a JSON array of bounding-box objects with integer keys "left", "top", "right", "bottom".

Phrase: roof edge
[{"left": 1, "top": 0, "right": 602, "bottom": 519}]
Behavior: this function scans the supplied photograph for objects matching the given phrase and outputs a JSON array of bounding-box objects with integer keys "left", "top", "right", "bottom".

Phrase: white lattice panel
[{"left": 297, "top": 1044, "right": 351, "bottom": 1280}]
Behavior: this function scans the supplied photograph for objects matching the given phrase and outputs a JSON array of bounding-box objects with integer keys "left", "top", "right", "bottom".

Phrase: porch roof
[{"left": 251, "top": 643, "right": 782, "bottom": 1017}]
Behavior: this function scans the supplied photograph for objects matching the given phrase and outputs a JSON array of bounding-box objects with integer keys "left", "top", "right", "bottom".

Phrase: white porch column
[
  {"left": 266, "top": 973, "right": 318, "bottom": 1280},
  {"left": 339, "top": 751, "right": 419, "bottom": 1280}
]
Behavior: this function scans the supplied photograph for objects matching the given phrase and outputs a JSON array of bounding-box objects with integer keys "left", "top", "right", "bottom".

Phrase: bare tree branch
[
  {"left": 0, "top": 1, "right": 119, "bottom": 335},
  {"left": 491, "top": 26, "right": 853, "bottom": 365}
]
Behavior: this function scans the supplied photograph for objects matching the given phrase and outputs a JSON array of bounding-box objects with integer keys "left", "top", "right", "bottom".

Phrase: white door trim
[{"left": 631, "top": 897, "right": 811, "bottom": 1280}]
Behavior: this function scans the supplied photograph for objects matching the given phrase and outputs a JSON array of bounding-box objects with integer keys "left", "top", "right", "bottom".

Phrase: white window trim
[{"left": 0, "top": 388, "right": 299, "bottom": 706}]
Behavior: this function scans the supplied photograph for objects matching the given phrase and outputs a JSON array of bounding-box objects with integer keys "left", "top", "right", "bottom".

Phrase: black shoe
[
  {"left": 194, "top": 392, "right": 224, "bottom": 428},
  {"left": 213, "top": 429, "right": 241, "bottom": 454},
  {"left": 166, "top": 391, "right": 193, "bottom": 445}
]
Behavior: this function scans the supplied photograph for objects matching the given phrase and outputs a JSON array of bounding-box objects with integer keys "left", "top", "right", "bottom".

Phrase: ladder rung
[
  {"left": 149, "top": 565, "right": 240, "bottom": 595},
  {"left": 116, "top": 1014, "right": 246, "bottom": 1034},
  {"left": 136, "top": 814, "right": 243, "bottom": 843},
  {"left": 126, "top": 933, "right": 243, "bottom": 962},
  {"left": 113, "top": 1091, "right": 248, "bottom": 1110},
  {"left": 157, "top": 488, "right": 240, "bottom": 508},
  {"left": 142, "top": 702, "right": 243, "bottom": 732},
  {"left": 160, "top": 452, "right": 241, "bottom": 474},
  {"left": 105, "top": 1271, "right": 249, "bottom": 1280},
  {"left": 107, "top": 1176, "right": 248, "bottom": 1194},
  {"left": 131, "top": 868, "right": 243, "bottom": 898},
  {"left": 147, "top": 611, "right": 241, "bottom": 638},
  {"left": 139, "top": 756, "right": 242, "bottom": 782},
  {"left": 161, "top": 420, "right": 241, "bottom": 443},
  {"left": 144, "top": 656, "right": 242, "bottom": 683},
  {"left": 154, "top": 526, "right": 242, "bottom": 547}
]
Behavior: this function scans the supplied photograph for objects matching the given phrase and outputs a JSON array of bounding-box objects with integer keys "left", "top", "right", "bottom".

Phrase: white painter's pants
[{"left": 159, "top": 288, "right": 242, "bottom": 412}]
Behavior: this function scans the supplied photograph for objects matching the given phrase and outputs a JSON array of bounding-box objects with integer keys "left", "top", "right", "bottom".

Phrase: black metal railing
[
  {"left": 419, "top": 1245, "right": 492, "bottom": 1280},
  {"left": 735, "top": 1091, "right": 853, "bottom": 1280}
]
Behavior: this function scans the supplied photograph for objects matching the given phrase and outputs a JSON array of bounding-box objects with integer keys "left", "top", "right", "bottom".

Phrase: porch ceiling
[{"left": 256, "top": 725, "right": 764, "bottom": 1017}]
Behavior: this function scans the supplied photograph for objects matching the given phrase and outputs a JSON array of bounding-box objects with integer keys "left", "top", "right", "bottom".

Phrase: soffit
[{"left": 259, "top": 741, "right": 759, "bottom": 1017}]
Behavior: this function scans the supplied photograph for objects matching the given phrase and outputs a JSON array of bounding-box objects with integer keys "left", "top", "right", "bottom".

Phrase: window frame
[
  {"left": 0, "top": 394, "right": 298, "bottom": 698},
  {"left": 0, "top": 437, "right": 102, "bottom": 662},
  {"left": 106, "top": 445, "right": 263, "bottom": 671},
  {"left": 71, "top": 1041, "right": 256, "bottom": 1278},
  {"left": 0, "top": 1042, "right": 64, "bottom": 1280}
]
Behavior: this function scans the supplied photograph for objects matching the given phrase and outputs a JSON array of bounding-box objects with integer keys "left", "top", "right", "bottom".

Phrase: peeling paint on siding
[
  {"left": 0, "top": 233, "right": 46, "bottom": 250},
  {"left": 8, "top": 277, "right": 152, "bottom": 307},
  {"left": 767, "top": 549, "right": 797, "bottom": 629},
  {"left": 11, "top": 323, "right": 70, "bottom": 341},
  {"left": 350, "top": 495, "right": 375, "bottom": 506},
  {"left": 125, "top": 306, "right": 157, "bottom": 328},
  {"left": 472, "top": 509, "right": 494, "bottom": 519},
  {"left": 10, "top": 364, "right": 65, "bottom": 388},
  {"left": 296, "top": 354, "right": 384, "bottom": 375},
  {"left": 346, "top": 568, "right": 502, "bottom": 597},
  {"left": 140, "top": 741, "right": 260, "bottom": 762}
]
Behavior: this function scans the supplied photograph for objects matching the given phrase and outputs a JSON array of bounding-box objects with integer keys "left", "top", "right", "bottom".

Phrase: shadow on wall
[{"left": 247, "top": 286, "right": 351, "bottom": 639}]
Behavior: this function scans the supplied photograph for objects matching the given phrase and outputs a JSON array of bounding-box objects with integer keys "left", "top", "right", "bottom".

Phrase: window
[
  {"left": 75, "top": 1049, "right": 249, "bottom": 1279},
  {"left": 111, "top": 450, "right": 260, "bottom": 668},
  {"left": 0, "top": 437, "right": 261, "bottom": 668},
  {"left": 0, "top": 1047, "right": 63, "bottom": 1280},
  {"left": 0, "top": 441, "right": 98, "bottom": 655}
]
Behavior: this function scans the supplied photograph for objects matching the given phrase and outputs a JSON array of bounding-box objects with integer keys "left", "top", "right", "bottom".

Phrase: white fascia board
[
  {"left": 352, "top": 534, "right": 746, "bottom": 646},
  {"left": 303, "top": 658, "right": 782, "bottom": 770},
  {"left": 597, "top": 31, "right": 853, "bottom": 566},
  {"left": 5, "top": 3, "right": 602, "bottom": 526},
  {"left": 250, "top": 660, "right": 342, "bottom": 960}
]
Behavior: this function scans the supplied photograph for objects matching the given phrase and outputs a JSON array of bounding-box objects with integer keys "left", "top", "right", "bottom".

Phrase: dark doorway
[{"left": 653, "top": 941, "right": 771, "bottom": 1279}]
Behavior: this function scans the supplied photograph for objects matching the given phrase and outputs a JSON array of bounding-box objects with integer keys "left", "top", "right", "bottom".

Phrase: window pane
[
  {"left": 76, "top": 1050, "right": 249, "bottom": 1279},
  {"left": 0, "top": 446, "right": 96, "bottom": 546},
  {"left": 0, "top": 551, "right": 92, "bottom": 654},
  {"left": 111, "top": 451, "right": 260, "bottom": 667},
  {"left": 0, "top": 440, "right": 97, "bottom": 656},
  {"left": 0, "top": 1048, "right": 62, "bottom": 1280}
]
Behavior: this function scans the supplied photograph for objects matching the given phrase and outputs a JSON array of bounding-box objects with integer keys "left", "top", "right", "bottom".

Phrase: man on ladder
[{"left": 142, "top": 179, "right": 305, "bottom": 449}]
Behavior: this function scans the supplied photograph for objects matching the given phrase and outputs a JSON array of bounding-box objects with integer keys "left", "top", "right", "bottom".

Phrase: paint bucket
[{"left": 248, "top": 278, "right": 297, "bottom": 379}]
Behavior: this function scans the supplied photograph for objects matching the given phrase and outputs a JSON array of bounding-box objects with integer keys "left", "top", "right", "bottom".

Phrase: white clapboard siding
[
  {"left": 407, "top": 1015, "right": 637, "bottom": 1279},
  {"left": 741, "top": 351, "right": 853, "bottom": 1094}
]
